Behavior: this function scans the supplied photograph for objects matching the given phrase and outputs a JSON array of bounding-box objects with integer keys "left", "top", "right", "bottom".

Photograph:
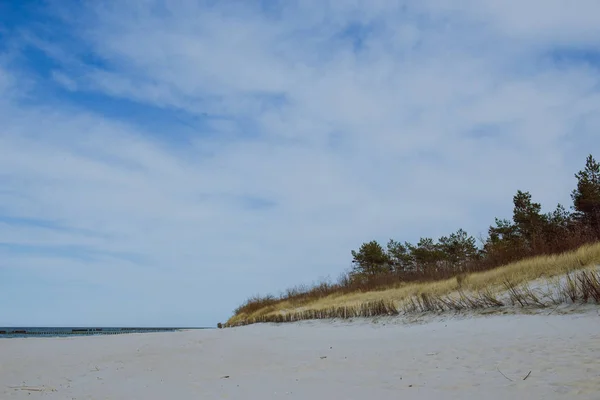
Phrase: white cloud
[
  {"left": 1, "top": 0, "right": 600, "bottom": 326},
  {"left": 51, "top": 70, "right": 78, "bottom": 91}
]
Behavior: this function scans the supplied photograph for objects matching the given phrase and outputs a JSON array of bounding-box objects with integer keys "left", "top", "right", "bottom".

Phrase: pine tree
[
  {"left": 438, "top": 229, "right": 479, "bottom": 271},
  {"left": 571, "top": 154, "right": 600, "bottom": 236},
  {"left": 386, "top": 239, "right": 415, "bottom": 273},
  {"left": 543, "top": 203, "right": 575, "bottom": 251},
  {"left": 409, "top": 237, "right": 443, "bottom": 272},
  {"left": 484, "top": 218, "right": 523, "bottom": 263},
  {"left": 351, "top": 241, "right": 390, "bottom": 277},
  {"left": 512, "top": 190, "right": 547, "bottom": 249}
]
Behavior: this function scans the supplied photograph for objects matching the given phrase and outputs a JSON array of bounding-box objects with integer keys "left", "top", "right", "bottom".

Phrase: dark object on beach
[
  {"left": 320, "top": 356, "right": 327, "bottom": 359},
  {"left": 497, "top": 366, "right": 513, "bottom": 381},
  {"left": 217, "top": 323, "right": 223, "bottom": 329},
  {"left": 221, "top": 375, "right": 230, "bottom": 379}
]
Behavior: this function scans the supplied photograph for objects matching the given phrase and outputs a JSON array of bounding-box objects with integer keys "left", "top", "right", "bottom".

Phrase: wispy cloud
[{"left": 1, "top": 0, "right": 599, "bottom": 326}]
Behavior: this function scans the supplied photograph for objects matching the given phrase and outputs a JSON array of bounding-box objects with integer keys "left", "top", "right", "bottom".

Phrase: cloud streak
[{"left": 1, "top": 0, "right": 599, "bottom": 326}]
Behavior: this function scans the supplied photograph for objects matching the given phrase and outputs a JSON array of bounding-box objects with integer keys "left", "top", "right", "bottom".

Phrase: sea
[{"left": 0, "top": 327, "right": 207, "bottom": 338}]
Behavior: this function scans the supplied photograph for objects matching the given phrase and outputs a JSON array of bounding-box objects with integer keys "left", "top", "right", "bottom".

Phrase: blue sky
[{"left": 1, "top": 0, "right": 600, "bottom": 327}]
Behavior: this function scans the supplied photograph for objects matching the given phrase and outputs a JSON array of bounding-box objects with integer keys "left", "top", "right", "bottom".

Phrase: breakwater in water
[{"left": 0, "top": 327, "right": 205, "bottom": 338}]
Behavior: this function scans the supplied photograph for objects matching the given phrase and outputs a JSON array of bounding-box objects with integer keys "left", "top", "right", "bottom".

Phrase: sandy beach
[{"left": 2, "top": 311, "right": 599, "bottom": 399}]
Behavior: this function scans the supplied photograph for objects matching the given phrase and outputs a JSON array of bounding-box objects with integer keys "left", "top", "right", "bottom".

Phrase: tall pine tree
[
  {"left": 512, "top": 190, "right": 546, "bottom": 250},
  {"left": 571, "top": 155, "right": 600, "bottom": 237},
  {"left": 351, "top": 241, "right": 390, "bottom": 277}
]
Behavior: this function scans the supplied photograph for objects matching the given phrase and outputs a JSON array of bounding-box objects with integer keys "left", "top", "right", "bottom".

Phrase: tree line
[
  {"left": 232, "top": 154, "right": 600, "bottom": 318},
  {"left": 349, "top": 155, "right": 600, "bottom": 282}
]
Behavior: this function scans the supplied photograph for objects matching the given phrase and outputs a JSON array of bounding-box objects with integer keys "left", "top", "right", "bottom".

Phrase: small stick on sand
[
  {"left": 496, "top": 366, "right": 513, "bottom": 382},
  {"left": 523, "top": 371, "right": 532, "bottom": 381},
  {"left": 8, "top": 386, "right": 47, "bottom": 392}
]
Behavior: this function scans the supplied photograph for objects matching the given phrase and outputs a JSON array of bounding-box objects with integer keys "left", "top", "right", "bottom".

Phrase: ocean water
[{"left": 0, "top": 327, "right": 202, "bottom": 338}]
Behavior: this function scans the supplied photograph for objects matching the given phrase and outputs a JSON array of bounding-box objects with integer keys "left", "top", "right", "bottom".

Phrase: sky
[{"left": 1, "top": 0, "right": 600, "bottom": 328}]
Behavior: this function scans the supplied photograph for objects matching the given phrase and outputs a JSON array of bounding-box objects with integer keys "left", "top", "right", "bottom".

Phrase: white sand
[{"left": 2, "top": 311, "right": 600, "bottom": 399}]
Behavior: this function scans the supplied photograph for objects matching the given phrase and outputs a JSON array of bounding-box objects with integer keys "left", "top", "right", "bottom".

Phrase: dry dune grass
[{"left": 226, "top": 242, "right": 600, "bottom": 326}]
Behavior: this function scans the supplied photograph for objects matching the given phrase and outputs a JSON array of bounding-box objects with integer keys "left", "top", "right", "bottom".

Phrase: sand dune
[{"left": 2, "top": 311, "right": 600, "bottom": 399}]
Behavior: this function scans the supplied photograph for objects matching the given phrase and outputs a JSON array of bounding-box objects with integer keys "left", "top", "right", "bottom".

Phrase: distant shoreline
[{"left": 0, "top": 327, "right": 212, "bottom": 338}]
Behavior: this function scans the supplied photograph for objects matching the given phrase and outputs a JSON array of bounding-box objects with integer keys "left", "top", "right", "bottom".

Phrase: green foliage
[
  {"left": 438, "top": 229, "right": 479, "bottom": 270},
  {"left": 572, "top": 154, "right": 600, "bottom": 235},
  {"left": 513, "top": 191, "right": 546, "bottom": 237},
  {"left": 386, "top": 231, "right": 479, "bottom": 274},
  {"left": 544, "top": 203, "right": 574, "bottom": 245},
  {"left": 409, "top": 237, "right": 444, "bottom": 272},
  {"left": 351, "top": 240, "right": 391, "bottom": 277},
  {"left": 483, "top": 191, "right": 550, "bottom": 260},
  {"left": 511, "top": 190, "right": 548, "bottom": 249},
  {"left": 348, "top": 155, "right": 600, "bottom": 279},
  {"left": 546, "top": 203, "right": 571, "bottom": 229},
  {"left": 486, "top": 218, "right": 519, "bottom": 246},
  {"left": 386, "top": 239, "right": 414, "bottom": 273}
]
